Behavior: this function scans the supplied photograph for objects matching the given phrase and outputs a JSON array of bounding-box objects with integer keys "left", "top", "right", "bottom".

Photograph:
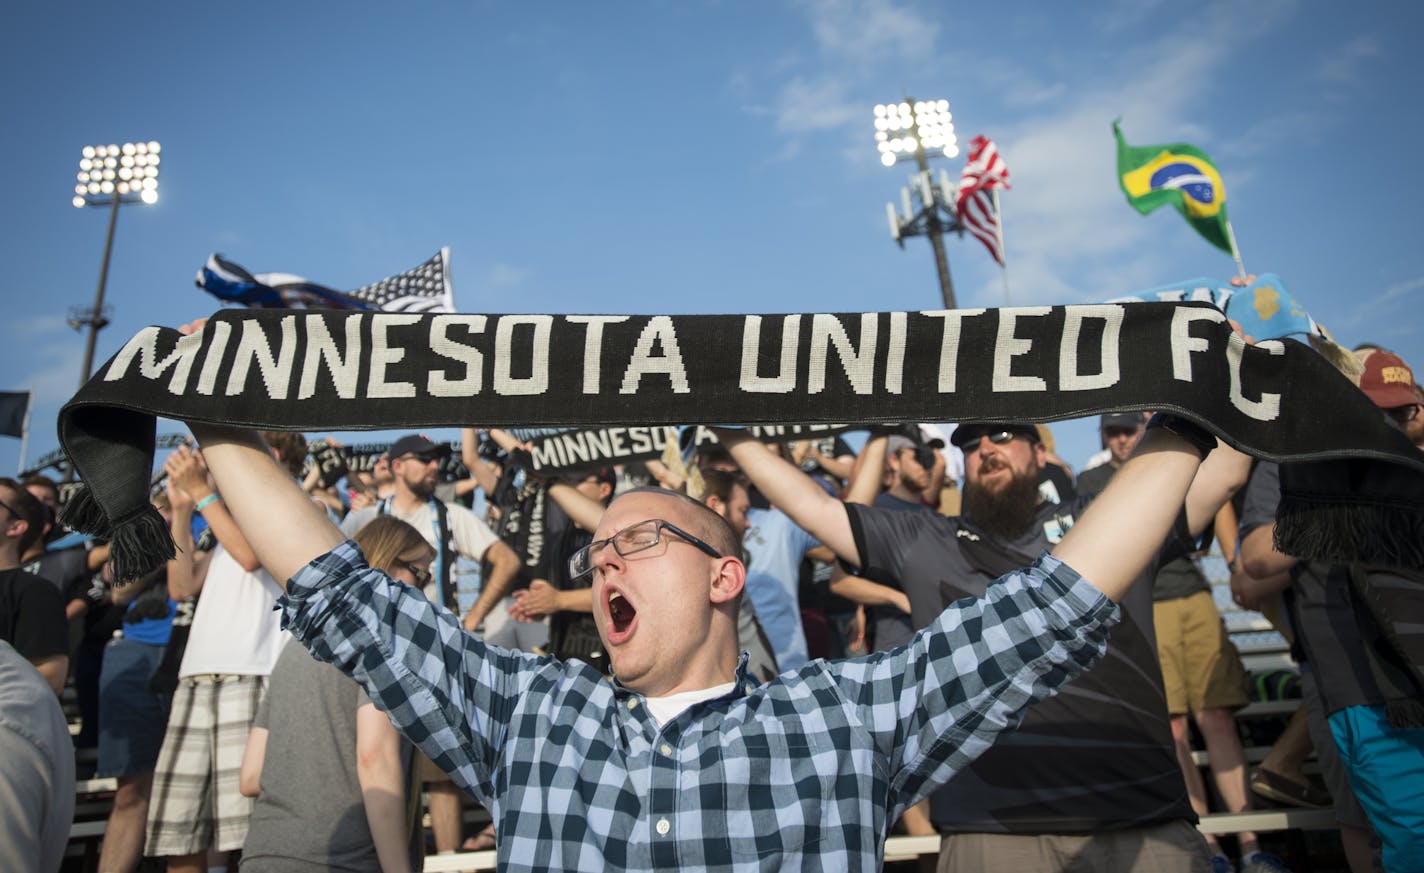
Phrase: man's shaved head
[{"left": 613, "top": 487, "right": 740, "bottom": 558}]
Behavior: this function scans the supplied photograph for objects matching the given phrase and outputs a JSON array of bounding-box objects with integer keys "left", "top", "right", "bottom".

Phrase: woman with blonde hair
[{"left": 240, "top": 515, "right": 433, "bottom": 872}]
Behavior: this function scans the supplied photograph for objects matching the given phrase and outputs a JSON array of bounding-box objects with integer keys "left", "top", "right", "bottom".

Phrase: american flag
[
  {"left": 956, "top": 135, "right": 1011, "bottom": 265},
  {"left": 346, "top": 248, "right": 455, "bottom": 313},
  {"left": 196, "top": 248, "right": 456, "bottom": 313}
]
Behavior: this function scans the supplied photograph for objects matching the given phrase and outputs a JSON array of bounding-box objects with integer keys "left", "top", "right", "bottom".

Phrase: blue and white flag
[
  {"left": 1106, "top": 273, "right": 1323, "bottom": 342},
  {"left": 196, "top": 248, "right": 456, "bottom": 313}
]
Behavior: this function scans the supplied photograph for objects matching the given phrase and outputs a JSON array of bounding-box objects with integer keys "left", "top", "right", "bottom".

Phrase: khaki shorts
[
  {"left": 1154, "top": 590, "right": 1249, "bottom": 716},
  {"left": 938, "top": 820, "right": 1213, "bottom": 873},
  {"left": 145, "top": 674, "right": 267, "bottom": 856}
]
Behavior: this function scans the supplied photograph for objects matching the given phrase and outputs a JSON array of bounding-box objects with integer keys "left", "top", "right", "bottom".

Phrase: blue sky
[{"left": 4, "top": 0, "right": 1422, "bottom": 477}]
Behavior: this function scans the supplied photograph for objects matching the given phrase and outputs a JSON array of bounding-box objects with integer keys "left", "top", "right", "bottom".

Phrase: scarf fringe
[
  {"left": 106, "top": 506, "right": 177, "bottom": 582},
  {"left": 59, "top": 485, "right": 112, "bottom": 537},
  {"left": 1275, "top": 496, "right": 1424, "bottom": 569}
]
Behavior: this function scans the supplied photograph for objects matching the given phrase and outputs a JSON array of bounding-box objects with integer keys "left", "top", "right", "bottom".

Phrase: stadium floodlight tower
[
  {"left": 874, "top": 99, "right": 962, "bottom": 309},
  {"left": 70, "top": 141, "right": 161, "bottom": 387}
]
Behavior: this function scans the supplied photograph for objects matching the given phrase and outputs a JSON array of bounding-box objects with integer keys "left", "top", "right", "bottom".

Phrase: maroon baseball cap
[{"left": 1358, "top": 350, "right": 1418, "bottom": 409}]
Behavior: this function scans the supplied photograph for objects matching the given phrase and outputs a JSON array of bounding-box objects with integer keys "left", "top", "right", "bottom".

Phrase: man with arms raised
[
  {"left": 177, "top": 403, "right": 1230, "bottom": 872},
  {"left": 721, "top": 420, "right": 1255, "bottom": 873}
]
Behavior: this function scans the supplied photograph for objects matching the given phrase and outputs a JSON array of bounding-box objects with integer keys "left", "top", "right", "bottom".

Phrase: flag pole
[
  {"left": 16, "top": 388, "right": 31, "bottom": 475},
  {"left": 1225, "top": 218, "right": 1248, "bottom": 279},
  {"left": 992, "top": 188, "right": 1011, "bottom": 304}
]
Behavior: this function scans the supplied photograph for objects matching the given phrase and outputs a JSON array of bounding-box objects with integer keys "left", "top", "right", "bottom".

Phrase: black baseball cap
[
  {"left": 1100, "top": 412, "right": 1144, "bottom": 430},
  {"left": 949, "top": 422, "right": 1041, "bottom": 450},
  {"left": 388, "top": 434, "right": 450, "bottom": 460}
]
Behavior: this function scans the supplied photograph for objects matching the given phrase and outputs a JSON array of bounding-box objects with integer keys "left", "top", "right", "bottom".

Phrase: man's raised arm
[
  {"left": 187, "top": 423, "right": 345, "bottom": 588},
  {"left": 1051, "top": 417, "right": 1220, "bottom": 603},
  {"left": 712, "top": 427, "right": 860, "bottom": 565}
]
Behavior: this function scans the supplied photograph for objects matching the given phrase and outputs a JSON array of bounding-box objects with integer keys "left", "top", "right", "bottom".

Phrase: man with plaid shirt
[{"left": 186, "top": 415, "right": 1220, "bottom": 872}]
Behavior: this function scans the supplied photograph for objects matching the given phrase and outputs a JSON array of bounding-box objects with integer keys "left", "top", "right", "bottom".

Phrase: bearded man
[{"left": 722, "top": 421, "right": 1254, "bottom": 873}]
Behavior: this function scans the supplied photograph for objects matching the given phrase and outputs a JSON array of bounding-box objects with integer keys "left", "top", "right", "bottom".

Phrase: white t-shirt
[
  {"left": 342, "top": 500, "right": 497, "bottom": 560},
  {"left": 644, "top": 682, "right": 737, "bottom": 727},
  {"left": 341, "top": 499, "right": 499, "bottom": 601},
  {"left": 179, "top": 544, "right": 290, "bottom": 678}
]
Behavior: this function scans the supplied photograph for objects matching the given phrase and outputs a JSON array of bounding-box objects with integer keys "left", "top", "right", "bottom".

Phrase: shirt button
[
  {"left": 659, "top": 743, "right": 673, "bottom": 756},
  {"left": 656, "top": 818, "right": 671, "bottom": 836},
  {"left": 626, "top": 698, "right": 639, "bottom": 710}
]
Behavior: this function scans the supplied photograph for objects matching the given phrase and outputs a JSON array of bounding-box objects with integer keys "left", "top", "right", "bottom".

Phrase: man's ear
[
  {"left": 708, "top": 556, "right": 745, "bottom": 605},
  {"left": 3, "top": 516, "right": 28, "bottom": 541}
]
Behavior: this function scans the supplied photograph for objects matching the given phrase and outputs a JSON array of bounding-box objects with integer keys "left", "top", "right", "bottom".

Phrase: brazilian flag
[{"left": 1114, "top": 121, "right": 1233, "bottom": 255}]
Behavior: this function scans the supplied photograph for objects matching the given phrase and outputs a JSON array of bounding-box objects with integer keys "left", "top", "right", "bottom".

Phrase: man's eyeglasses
[
  {"left": 394, "top": 453, "right": 441, "bottom": 465},
  {"left": 396, "top": 559, "right": 432, "bottom": 587},
  {"left": 1387, "top": 403, "right": 1421, "bottom": 425},
  {"left": 569, "top": 518, "right": 722, "bottom": 580},
  {"left": 0, "top": 494, "right": 22, "bottom": 521},
  {"left": 950, "top": 430, "right": 1020, "bottom": 452}
]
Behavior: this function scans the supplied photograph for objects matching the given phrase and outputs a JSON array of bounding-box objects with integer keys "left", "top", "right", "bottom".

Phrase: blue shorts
[
  {"left": 1329, "top": 703, "right": 1424, "bottom": 873},
  {"left": 96, "top": 636, "right": 173, "bottom": 778}
]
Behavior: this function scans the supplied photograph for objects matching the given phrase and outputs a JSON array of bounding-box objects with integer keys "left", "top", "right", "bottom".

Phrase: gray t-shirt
[
  {"left": 242, "top": 639, "right": 417, "bottom": 872},
  {"left": 1153, "top": 555, "right": 1211, "bottom": 602},
  {"left": 0, "top": 640, "right": 74, "bottom": 873},
  {"left": 846, "top": 498, "right": 1195, "bottom": 833}
]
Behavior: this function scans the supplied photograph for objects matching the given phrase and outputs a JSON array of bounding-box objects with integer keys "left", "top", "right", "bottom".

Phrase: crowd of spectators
[{"left": 0, "top": 341, "right": 1421, "bottom": 873}]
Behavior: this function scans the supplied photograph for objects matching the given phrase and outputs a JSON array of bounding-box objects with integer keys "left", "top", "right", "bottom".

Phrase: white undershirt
[{"left": 643, "top": 682, "right": 737, "bottom": 726}]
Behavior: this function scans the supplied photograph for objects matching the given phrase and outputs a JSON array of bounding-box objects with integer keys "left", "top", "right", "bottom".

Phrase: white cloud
[
  {"left": 944, "top": 0, "right": 1297, "bottom": 304},
  {"left": 796, "top": 0, "right": 938, "bottom": 64},
  {"left": 1318, "top": 35, "right": 1382, "bottom": 84},
  {"left": 763, "top": 0, "right": 939, "bottom": 143},
  {"left": 774, "top": 76, "right": 864, "bottom": 134},
  {"left": 1382, "top": 277, "right": 1424, "bottom": 301},
  {"left": 484, "top": 262, "right": 529, "bottom": 288},
  {"left": 5, "top": 313, "right": 70, "bottom": 338}
]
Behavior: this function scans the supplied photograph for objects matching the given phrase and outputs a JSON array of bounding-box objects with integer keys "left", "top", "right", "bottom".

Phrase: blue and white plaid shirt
[{"left": 281, "top": 541, "right": 1119, "bottom": 872}]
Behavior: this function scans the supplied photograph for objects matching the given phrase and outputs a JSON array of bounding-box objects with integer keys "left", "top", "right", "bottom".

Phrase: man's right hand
[{"left": 165, "top": 445, "right": 212, "bottom": 503}]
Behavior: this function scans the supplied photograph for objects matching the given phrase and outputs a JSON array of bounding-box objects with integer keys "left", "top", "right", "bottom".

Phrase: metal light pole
[
  {"left": 875, "top": 99, "right": 961, "bottom": 309},
  {"left": 70, "top": 141, "right": 161, "bottom": 387}
]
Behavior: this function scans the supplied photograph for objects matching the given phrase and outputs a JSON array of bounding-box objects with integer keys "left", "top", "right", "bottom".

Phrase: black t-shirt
[
  {"left": 0, "top": 568, "right": 69, "bottom": 661},
  {"left": 22, "top": 547, "right": 90, "bottom": 601},
  {"left": 544, "top": 501, "right": 606, "bottom": 673},
  {"left": 846, "top": 497, "right": 1195, "bottom": 834},
  {"left": 1073, "top": 463, "right": 1115, "bottom": 499}
]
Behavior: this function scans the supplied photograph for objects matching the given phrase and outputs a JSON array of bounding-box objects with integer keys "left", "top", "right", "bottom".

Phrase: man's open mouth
[{"left": 607, "top": 590, "right": 637, "bottom": 636}]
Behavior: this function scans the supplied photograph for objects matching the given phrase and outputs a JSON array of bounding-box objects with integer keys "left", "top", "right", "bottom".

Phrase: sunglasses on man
[{"left": 950, "top": 430, "right": 1024, "bottom": 452}]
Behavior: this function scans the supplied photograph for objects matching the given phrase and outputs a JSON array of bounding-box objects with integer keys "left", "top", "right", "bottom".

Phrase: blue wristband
[{"left": 194, "top": 493, "right": 221, "bottom": 513}]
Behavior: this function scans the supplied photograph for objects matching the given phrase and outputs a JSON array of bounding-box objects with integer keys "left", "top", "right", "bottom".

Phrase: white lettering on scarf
[
  {"left": 1060, "top": 305, "right": 1123, "bottom": 391},
  {"left": 494, "top": 316, "right": 552, "bottom": 396},
  {"left": 620, "top": 317, "right": 689, "bottom": 394},
  {"left": 993, "top": 308, "right": 1050, "bottom": 392}
]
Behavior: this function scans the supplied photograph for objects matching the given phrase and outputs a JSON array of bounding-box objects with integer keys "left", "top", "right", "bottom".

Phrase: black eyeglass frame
[
  {"left": 569, "top": 518, "right": 723, "bottom": 581},
  {"left": 396, "top": 559, "right": 432, "bottom": 587}
]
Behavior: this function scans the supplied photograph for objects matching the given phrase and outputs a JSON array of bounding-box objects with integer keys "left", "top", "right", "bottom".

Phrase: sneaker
[
  {"left": 1240, "top": 850, "right": 1292, "bottom": 873},
  {"left": 1210, "top": 854, "right": 1235, "bottom": 873}
]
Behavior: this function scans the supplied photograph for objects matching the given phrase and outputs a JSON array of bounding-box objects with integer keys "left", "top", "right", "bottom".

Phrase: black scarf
[{"left": 57, "top": 303, "right": 1424, "bottom": 579}]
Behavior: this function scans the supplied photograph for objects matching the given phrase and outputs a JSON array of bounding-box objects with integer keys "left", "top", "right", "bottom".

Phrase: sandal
[
  {"left": 463, "top": 824, "right": 496, "bottom": 851},
  {"left": 1250, "top": 767, "right": 1330, "bottom": 808}
]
